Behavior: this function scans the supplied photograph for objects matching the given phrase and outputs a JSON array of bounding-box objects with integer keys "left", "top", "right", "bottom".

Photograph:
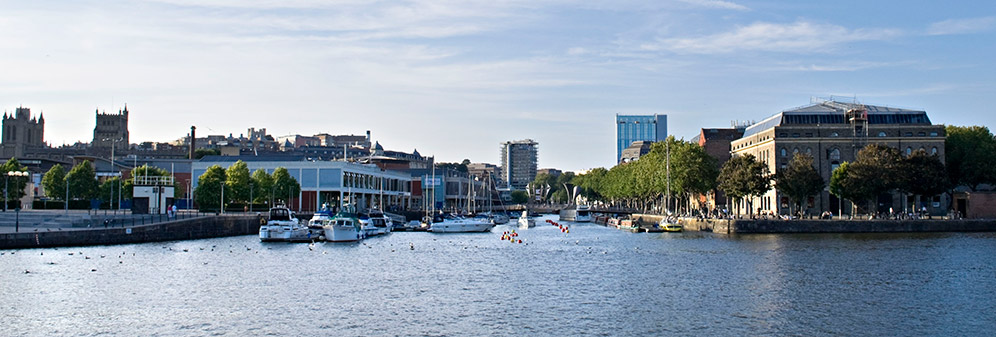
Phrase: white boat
[
  {"left": 359, "top": 209, "right": 392, "bottom": 237},
  {"left": 323, "top": 207, "right": 364, "bottom": 242},
  {"left": 480, "top": 212, "right": 509, "bottom": 224},
  {"left": 517, "top": 210, "right": 535, "bottom": 229},
  {"left": 259, "top": 207, "right": 314, "bottom": 242},
  {"left": 559, "top": 205, "right": 592, "bottom": 222},
  {"left": 428, "top": 214, "right": 495, "bottom": 233}
]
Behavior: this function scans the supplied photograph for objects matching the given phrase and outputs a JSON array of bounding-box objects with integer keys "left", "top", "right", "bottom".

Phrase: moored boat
[
  {"left": 659, "top": 216, "right": 683, "bottom": 232},
  {"left": 323, "top": 205, "right": 364, "bottom": 242},
  {"left": 517, "top": 210, "right": 535, "bottom": 229},
  {"left": 428, "top": 214, "right": 495, "bottom": 233},
  {"left": 559, "top": 205, "right": 592, "bottom": 222},
  {"left": 259, "top": 207, "right": 314, "bottom": 242}
]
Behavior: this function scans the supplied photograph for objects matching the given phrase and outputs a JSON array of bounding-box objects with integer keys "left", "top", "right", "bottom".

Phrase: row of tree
[
  {"left": 571, "top": 137, "right": 718, "bottom": 213},
  {"left": 569, "top": 125, "right": 996, "bottom": 216},
  {"left": 192, "top": 161, "right": 300, "bottom": 210}
]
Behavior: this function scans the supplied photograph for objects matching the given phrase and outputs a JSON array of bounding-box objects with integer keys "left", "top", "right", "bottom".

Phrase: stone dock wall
[
  {"left": 0, "top": 215, "right": 260, "bottom": 249},
  {"left": 628, "top": 214, "right": 996, "bottom": 234}
]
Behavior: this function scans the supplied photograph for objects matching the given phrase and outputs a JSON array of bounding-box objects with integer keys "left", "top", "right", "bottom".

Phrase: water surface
[{"left": 2, "top": 215, "right": 994, "bottom": 336}]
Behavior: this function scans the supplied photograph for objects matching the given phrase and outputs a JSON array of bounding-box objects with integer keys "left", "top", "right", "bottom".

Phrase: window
[
  {"left": 905, "top": 132, "right": 913, "bottom": 137},
  {"left": 792, "top": 133, "right": 800, "bottom": 138},
  {"left": 806, "top": 147, "right": 812, "bottom": 155},
  {"left": 830, "top": 132, "right": 839, "bottom": 137},
  {"left": 918, "top": 132, "right": 926, "bottom": 137},
  {"left": 780, "top": 148, "right": 787, "bottom": 157},
  {"left": 805, "top": 133, "right": 813, "bottom": 137},
  {"left": 829, "top": 148, "right": 841, "bottom": 160},
  {"left": 779, "top": 133, "right": 788, "bottom": 137},
  {"left": 931, "top": 147, "right": 938, "bottom": 155},
  {"left": 878, "top": 131, "right": 887, "bottom": 137},
  {"left": 930, "top": 132, "right": 939, "bottom": 137},
  {"left": 793, "top": 148, "right": 799, "bottom": 155},
  {"left": 906, "top": 147, "right": 913, "bottom": 155}
]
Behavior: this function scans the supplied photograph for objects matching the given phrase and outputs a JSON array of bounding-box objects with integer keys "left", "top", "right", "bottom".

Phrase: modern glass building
[{"left": 616, "top": 114, "right": 667, "bottom": 163}]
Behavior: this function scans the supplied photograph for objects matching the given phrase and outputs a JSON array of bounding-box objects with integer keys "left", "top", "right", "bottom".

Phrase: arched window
[
  {"left": 931, "top": 147, "right": 938, "bottom": 155},
  {"left": 878, "top": 131, "right": 887, "bottom": 137},
  {"left": 906, "top": 147, "right": 913, "bottom": 155},
  {"left": 793, "top": 148, "right": 799, "bottom": 155},
  {"left": 830, "top": 132, "right": 839, "bottom": 137},
  {"left": 806, "top": 147, "right": 812, "bottom": 155},
  {"left": 780, "top": 148, "right": 787, "bottom": 157},
  {"left": 829, "top": 148, "right": 841, "bottom": 161}
]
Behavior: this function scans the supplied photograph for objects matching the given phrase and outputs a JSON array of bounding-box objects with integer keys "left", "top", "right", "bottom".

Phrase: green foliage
[
  {"left": 66, "top": 161, "right": 99, "bottom": 200},
  {"left": 194, "top": 165, "right": 227, "bottom": 210},
  {"left": 192, "top": 148, "right": 220, "bottom": 159},
  {"left": 42, "top": 164, "right": 67, "bottom": 200},
  {"left": 510, "top": 190, "right": 529, "bottom": 204},
  {"left": 774, "top": 154, "right": 825, "bottom": 214},
  {"left": 844, "top": 144, "right": 903, "bottom": 212},
  {"left": 572, "top": 167, "right": 607, "bottom": 202},
  {"left": 435, "top": 161, "right": 468, "bottom": 173},
  {"left": 944, "top": 125, "right": 996, "bottom": 190},
  {"left": 717, "top": 154, "right": 770, "bottom": 215},
  {"left": 250, "top": 168, "right": 274, "bottom": 203},
  {"left": 0, "top": 158, "right": 29, "bottom": 201},
  {"left": 122, "top": 165, "right": 172, "bottom": 200},
  {"left": 901, "top": 149, "right": 949, "bottom": 198},
  {"left": 829, "top": 161, "right": 851, "bottom": 201},
  {"left": 271, "top": 167, "right": 300, "bottom": 204},
  {"left": 225, "top": 160, "right": 251, "bottom": 203},
  {"left": 98, "top": 177, "right": 124, "bottom": 205}
]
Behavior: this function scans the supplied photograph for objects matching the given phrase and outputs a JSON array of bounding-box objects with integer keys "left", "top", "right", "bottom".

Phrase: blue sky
[{"left": 2, "top": 0, "right": 994, "bottom": 171}]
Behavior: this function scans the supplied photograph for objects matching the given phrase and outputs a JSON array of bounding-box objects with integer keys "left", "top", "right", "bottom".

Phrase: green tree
[
  {"left": 944, "top": 125, "right": 996, "bottom": 190},
  {"left": 901, "top": 149, "right": 949, "bottom": 212},
  {"left": 271, "top": 167, "right": 300, "bottom": 204},
  {"left": 250, "top": 168, "right": 274, "bottom": 203},
  {"left": 225, "top": 160, "right": 251, "bottom": 203},
  {"left": 98, "top": 177, "right": 123, "bottom": 205},
  {"left": 0, "top": 158, "right": 29, "bottom": 203},
  {"left": 572, "top": 167, "right": 607, "bottom": 202},
  {"left": 510, "top": 190, "right": 529, "bottom": 204},
  {"left": 194, "top": 165, "right": 226, "bottom": 211},
  {"left": 717, "top": 154, "right": 770, "bottom": 216},
  {"left": 42, "top": 164, "right": 67, "bottom": 200},
  {"left": 847, "top": 144, "right": 903, "bottom": 213},
  {"left": 192, "top": 148, "right": 220, "bottom": 159},
  {"left": 774, "top": 153, "right": 825, "bottom": 216},
  {"left": 66, "top": 161, "right": 99, "bottom": 201},
  {"left": 829, "top": 161, "right": 853, "bottom": 215}
]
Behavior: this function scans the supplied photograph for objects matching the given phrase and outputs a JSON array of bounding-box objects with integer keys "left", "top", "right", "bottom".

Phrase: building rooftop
[{"left": 742, "top": 100, "right": 931, "bottom": 138}]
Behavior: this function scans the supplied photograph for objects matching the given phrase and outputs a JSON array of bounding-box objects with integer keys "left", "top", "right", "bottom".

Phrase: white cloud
[
  {"left": 676, "top": 0, "right": 748, "bottom": 11},
  {"left": 647, "top": 21, "right": 901, "bottom": 54},
  {"left": 927, "top": 17, "right": 996, "bottom": 35}
]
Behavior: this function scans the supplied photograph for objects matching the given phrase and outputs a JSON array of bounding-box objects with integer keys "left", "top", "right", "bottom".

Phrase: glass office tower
[{"left": 616, "top": 114, "right": 667, "bottom": 163}]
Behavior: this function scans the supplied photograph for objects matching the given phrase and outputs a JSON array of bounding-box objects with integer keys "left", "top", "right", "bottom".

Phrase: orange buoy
[{"left": 518, "top": 239, "right": 522, "bottom": 243}]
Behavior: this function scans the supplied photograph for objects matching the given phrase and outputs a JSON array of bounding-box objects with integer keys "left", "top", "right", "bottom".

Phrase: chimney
[{"left": 189, "top": 126, "right": 196, "bottom": 159}]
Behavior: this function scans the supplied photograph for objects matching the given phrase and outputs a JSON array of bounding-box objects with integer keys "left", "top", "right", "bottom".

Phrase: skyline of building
[
  {"left": 500, "top": 139, "right": 538, "bottom": 190},
  {"left": 616, "top": 114, "right": 667, "bottom": 163}
]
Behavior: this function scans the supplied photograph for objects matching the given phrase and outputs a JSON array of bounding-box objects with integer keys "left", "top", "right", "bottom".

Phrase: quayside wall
[
  {"left": 0, "top": 216, "right": 259, "bottom": 249},
  {"left": 629, "top": 214, "right": 996, "bottom": 234}
]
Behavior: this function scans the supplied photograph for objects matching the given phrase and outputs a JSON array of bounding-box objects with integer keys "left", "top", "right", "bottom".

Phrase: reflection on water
[{"left": 2, "top": 215, "right": 994, "bottom": 336}]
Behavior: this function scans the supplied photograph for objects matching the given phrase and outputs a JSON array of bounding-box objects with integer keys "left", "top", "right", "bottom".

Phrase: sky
[{"left": 1, "top": 0, "right": 995, "bottom": 172}]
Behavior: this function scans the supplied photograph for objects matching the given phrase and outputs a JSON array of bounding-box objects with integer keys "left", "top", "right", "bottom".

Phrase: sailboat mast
[{"left": 666, "top": 140, "right": 671, "bottom": 214}]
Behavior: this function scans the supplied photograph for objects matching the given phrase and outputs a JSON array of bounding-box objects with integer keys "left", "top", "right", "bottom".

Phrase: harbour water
[{"left": 2, "top": 215, "right": 995, "bottom": 336}]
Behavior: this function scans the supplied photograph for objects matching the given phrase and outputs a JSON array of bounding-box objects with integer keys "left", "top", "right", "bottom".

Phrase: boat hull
[
  {"left": 429, "top": 220, "right": 494, "bottom": 233},
  {"left": 324, "top": 225, "right": 362, "bottom": 242}
]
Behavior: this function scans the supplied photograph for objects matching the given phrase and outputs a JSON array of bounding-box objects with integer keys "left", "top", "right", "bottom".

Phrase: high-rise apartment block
[
  {"left": 500, "top": 139, "right": 538, "bottom": 190},
  {"left": 616, "top": 114, "right": 667, "bottom": 163}
]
